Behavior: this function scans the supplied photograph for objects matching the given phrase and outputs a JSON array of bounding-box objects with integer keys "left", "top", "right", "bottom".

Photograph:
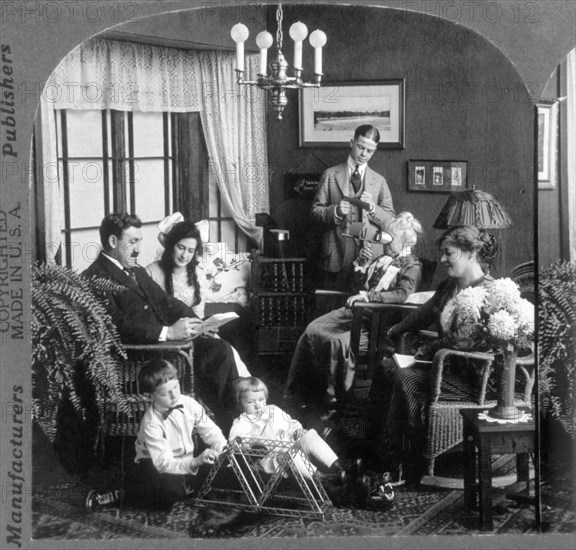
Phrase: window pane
[
  {"left": 133, "top": 112, "right": 164, "bottom": 157},
  {"left": 65, "top": 228, "right": 101, "bottom": 272},
  {"left": 220, "top": 219, "right": 236, "bottom": 247},
  {"left": 67, "top": 160, "right": 106, "bottom": 227},
  {"left": 133, "top": 159, "right": 167, "bottom": 221},
  {"left": 65, "top": 110, "right": 103, "bottom": 157},
  {"left": 56, "top": 110, "right": 62, "bottom": 157},
  {"left": 220, "top": 197, "right": 232, "bottom": 217}
]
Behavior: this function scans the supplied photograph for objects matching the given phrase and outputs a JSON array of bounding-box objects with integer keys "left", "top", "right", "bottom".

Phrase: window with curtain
[
  {"left": 36, "top": 38, "right": 267, "bottom": 267},
  {"left": 54, "top": 107, "right": 248, "bottom": 271}
]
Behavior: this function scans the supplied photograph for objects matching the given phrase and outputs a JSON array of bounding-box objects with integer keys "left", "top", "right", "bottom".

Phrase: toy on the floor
[{"left": 194, "top": 436, "right": 334, "bottom": 519}]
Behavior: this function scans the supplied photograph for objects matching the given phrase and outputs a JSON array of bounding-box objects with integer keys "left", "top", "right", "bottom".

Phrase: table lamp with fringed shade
[{"left": 433, "top": 188, "right": 513, "bottom": 229}]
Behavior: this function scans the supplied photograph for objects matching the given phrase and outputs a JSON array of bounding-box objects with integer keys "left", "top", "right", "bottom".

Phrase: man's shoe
[{"left": 85, "top": 489, "right": 123, "bottom": 512}]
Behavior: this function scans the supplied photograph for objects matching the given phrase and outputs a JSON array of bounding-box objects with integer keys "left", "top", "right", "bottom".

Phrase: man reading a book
[{"left": 83, "top": 212, "right": 241, "bottom": 429}]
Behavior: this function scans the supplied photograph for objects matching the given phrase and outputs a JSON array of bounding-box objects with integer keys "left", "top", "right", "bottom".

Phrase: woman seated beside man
[
  {"left": 284, "top": 212, "right": 424, "bottom": 413},
  {"left": 362, "top": 225, "right": 499, "bottom": 484},
  {"left": 146, "top": 216, "right": 252, "bottom": 376}
]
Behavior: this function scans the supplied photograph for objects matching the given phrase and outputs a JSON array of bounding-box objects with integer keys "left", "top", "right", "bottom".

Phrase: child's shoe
[{"left": 85, "top": 489, "right": 124, "bottom": 512}]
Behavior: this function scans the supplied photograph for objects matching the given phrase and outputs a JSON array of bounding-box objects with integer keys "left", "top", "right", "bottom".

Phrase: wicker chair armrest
[
  {"left": 430, "top": 348, "right": 494, "bottom": 406},
  {"left": 122, "top": 340, "right": 194, "bottom": 352}
]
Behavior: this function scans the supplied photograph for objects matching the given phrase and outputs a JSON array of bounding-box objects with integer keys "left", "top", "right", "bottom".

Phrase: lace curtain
[{"left": 40, "top": 37, "right": 268, "bottom": 261}]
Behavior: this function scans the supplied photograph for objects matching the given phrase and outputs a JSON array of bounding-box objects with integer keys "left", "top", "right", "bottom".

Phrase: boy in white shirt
[{"left": 86, "top": 358, "right": 227, "bottom": 511}]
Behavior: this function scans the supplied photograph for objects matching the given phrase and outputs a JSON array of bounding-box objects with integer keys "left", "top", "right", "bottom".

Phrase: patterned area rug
[{"left": 32, "top": 467, "right": 575, "bottom": 540}]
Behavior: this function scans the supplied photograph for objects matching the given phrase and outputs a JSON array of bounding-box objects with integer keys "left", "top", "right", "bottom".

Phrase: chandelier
[{"left": 231, "top": 4, "right": 327, "bottom": 120}]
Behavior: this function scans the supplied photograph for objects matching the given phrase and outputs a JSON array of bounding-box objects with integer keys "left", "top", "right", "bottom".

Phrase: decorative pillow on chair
[{"left": 198, "top": 242, "right": 251, "bottom": 304}]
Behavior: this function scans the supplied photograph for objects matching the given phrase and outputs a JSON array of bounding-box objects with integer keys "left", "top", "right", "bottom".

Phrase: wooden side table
[{"left": 460, "top": 407, "right": 535, "bottom": 531}]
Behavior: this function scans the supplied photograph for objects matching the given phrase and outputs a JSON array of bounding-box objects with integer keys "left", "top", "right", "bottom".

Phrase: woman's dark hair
[
  {"left": 159, "top": 221, "right": 203, "bottom": 306},
  {"left": 437, "top": 225, "right": 500, "bottom": 267}
]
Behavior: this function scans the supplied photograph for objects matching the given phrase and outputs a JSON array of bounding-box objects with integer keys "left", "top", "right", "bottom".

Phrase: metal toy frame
[{"left": 195, "top": 437, "right": 334, "bottom": 519}]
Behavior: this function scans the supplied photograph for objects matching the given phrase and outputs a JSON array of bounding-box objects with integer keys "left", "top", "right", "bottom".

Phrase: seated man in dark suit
[{"left": 83, "top": 212, "right": 239, "bottom": 429}]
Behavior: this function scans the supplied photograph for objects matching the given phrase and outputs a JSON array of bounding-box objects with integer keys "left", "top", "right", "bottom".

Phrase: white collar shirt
[{"left": 134, "top": 394, "right": 226, "bottom": 475}]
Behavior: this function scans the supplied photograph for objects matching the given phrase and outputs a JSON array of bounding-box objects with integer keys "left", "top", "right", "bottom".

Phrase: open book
[
  {"left": 392, "top": 353, "right": 433, "bottom": 369},
  {"left": 203, "top": 312, "right": 239, "bottom": 331}
]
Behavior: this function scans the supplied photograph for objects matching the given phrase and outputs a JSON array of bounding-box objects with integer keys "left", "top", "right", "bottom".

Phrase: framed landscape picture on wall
[
  {"left": 299, "top": 79, "right": 405, "bottom": 148},
  {"left": 407, "top": 160, "right": 469, "bottom": 193}
]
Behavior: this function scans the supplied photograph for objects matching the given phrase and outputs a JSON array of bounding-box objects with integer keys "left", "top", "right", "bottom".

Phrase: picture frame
[
  {"left": 283, "top": 172, "right": 323, "bottom": 199},
  {"left": 537, "top": 101, "right": 558, "bottom": 190},
  {"left": 407, "top": 160, "right": 468, "bottom": 193},
  {"left": 299, "top": 79, "right": 405, "bottom": 148}
]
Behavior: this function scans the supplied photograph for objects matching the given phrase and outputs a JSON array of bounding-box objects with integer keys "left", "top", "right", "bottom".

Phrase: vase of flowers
[{"left": 448, "top": 278, "right": 534, "bottom": 420}]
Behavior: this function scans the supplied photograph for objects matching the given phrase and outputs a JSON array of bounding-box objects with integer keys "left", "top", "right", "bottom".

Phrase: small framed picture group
[{"left": 407, "top": 160, "right": 469, "bottom": 193}]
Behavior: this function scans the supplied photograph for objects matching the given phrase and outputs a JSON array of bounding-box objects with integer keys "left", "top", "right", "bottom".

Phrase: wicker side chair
[
  {"left": 422, "top": 346, "right": 533, "bottom": 477},
  {"left": 98, "top": 340, "right": 195, "bottom": 456}
]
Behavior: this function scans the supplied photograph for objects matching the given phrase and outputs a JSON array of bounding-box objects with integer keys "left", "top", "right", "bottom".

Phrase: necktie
[
  {"left": 162, "top": 404, "right": 184, "bottom": 419},
  {"left": 124, "top": 268, "right": 137, "bottom": 283},
  {"left": 350, "top": 165, "right": 362, "bottom": 194}
]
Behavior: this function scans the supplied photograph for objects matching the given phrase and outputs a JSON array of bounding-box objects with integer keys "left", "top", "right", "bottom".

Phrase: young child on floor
[
  {"left": 86, "top": 358, "right": 228, "bottom": 511},
  {"left": 228, "top": 377, "right": 355, "bottom": 481}
]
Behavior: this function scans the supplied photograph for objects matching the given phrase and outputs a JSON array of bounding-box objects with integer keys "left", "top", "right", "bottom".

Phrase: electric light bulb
[
  {"left": 309, "top": 29, "right": 327, "bottom": 48},
  {"left": 231, "top": 23, "right": 249, "bottom": 43},
  {"left": 289, "top": 21, "right": 308, "bottom": 42},
  {"left": 256, "top": 31, "right": 273, "bottom": 49}
]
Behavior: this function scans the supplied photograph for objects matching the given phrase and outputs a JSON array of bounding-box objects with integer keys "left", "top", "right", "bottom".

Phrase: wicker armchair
[
  {"left": 421, "top": 344, "right": 534, "bottom": 477},
  {"left": 98, "top": 340, "right": 195, "bottom": 455},
  {"left": 412, "top": 261, "right": 536, "bottom": 478}
]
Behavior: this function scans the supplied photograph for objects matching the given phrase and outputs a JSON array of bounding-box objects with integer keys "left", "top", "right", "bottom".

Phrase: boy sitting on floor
[{"left": 86, "top": 358, "right": 227, "bottom": 511}]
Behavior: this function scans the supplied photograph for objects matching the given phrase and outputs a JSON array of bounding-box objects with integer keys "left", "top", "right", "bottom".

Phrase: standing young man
[{"left": 311, "top": 125, "right": 395, "bottom": 291}]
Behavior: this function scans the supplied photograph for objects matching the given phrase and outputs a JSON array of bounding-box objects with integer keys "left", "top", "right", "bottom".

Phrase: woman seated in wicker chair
[
  {"left": 362, "top": 225, "right": 500, "bottom": 484},
  {"left": 284, "top": 212, "right": 423, "bottom": 413}
]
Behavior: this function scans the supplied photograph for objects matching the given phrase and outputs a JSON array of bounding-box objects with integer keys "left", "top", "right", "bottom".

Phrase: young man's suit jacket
[{"left": 311, "top": 162, "right": 395, "bottom": 275}]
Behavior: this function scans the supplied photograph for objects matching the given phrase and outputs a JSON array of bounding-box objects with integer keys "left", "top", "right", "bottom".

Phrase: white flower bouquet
[{"left": 448, "top": 278, "right": 534, "bottom": 353}]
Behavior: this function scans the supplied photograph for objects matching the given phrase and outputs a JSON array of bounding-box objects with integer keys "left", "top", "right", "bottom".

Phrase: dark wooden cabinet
[{"left": 251, "top": 257, "right": 312, "bottom": 355}]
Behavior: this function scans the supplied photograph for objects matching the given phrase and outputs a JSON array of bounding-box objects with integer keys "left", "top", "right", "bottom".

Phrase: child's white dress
[{"left": 228, "top": 404, "right": 338, "bottom": 479}]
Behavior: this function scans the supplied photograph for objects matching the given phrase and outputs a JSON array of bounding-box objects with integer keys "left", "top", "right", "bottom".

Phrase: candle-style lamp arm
[{"left": 231, "top": 5, "right": 325, "bottom": 119}]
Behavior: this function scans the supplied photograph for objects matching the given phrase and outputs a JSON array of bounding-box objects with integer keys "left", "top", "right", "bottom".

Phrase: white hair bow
[{"left": 157, "top": 212, "right": 184, "bottom": 246}]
